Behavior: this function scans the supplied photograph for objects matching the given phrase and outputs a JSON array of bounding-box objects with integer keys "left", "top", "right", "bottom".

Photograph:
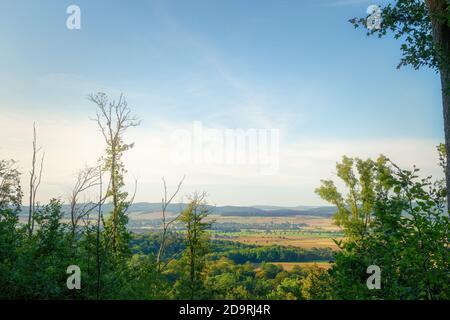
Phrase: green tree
[
  {"left": 300, "top": 267, "right": 332, "bottom": 300},
  {"left": 269, "top": 277, "right": 303, "bottom": 300},
  {"left": 257, "top": 263, "right": 283, "bottom": 280},
  {"left": 10, "top": 200, "right": 73, "bottom": 299},
  {"left": 0, "top": 159, "right": 23, "bottom": 211},
  {"left": 317, "top": 153, "right": 450, "bottom": 299},
  {"left": 315, "top": 155, "right": 390, "bottom": 241},
  {"left": 176, "top": 193, "right": 212, "bottom": 299},
  {"left": 350, "top": 0, "right": 450, "bottom": 208},
  {"left": 0, "top": 159, "right": 23, "bottom": 298}
]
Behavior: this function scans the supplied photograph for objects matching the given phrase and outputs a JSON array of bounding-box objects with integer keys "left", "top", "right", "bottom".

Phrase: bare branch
[
  {"left": 69, "top": 165, "right": 102, "bottom": 237},
  {"left": 156, "top": 175, "right": 186, "bottom": 272},
  {"left": 28, "top": 123, "right": 44, "bottom": 236},
  {"left": 123, "top": 178, "right": 138, "bottom": 216}
]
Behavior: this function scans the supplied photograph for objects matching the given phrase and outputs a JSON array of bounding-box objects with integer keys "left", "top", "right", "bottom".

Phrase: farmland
[
  {"left": 125, "top": 209, "right": 343, "bottom": 251},
  {"left": 270, "top": 261, "right": 332, "bottom": 271},
  {"left": 211, "top": 229, "right": 342, "bottom": 250}
]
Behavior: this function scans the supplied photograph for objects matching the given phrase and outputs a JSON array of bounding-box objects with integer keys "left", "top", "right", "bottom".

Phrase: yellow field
[
  {"left": 230, "top": 235, "right": 341, "bottom": 250},
  {"left": 271, "top": 261, "right": 332, "bottom": 271}
]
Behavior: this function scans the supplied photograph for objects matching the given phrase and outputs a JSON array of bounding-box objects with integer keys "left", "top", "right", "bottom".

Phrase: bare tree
[
  {"left": 156, "top": 175, "right": 185, "bottom": 272},
  {"left": 68, "top": 165, "right": 102, "bottom": 237},
  {"left": 89, "top": 92, "right": 140, "bottom": 254},
  {"left": 28, "top": 123, "right": 44, "bottom": 236}
]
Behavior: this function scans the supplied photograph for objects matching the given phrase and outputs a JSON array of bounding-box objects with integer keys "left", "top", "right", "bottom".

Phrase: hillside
[{"left": 19, "top": 202, "right": 336, "bottom": 218}]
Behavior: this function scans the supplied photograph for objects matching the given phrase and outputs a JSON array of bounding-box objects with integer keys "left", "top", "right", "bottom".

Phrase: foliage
[
  {"left": 89, "top": 92, "right": 140, "bottom": 256},
  {"left": 349, "top": 0, "right": 450, "bottom": 71},
  {"left": 0, "top": 159, "right": 23, "bottom": 211},
  {"left": 315, "top": 155, "right": 391, "bottom": 240},
  {"left": 1, "top": 137, "right": 448, "bottom": 300},
  {"left": 172, "top": 195, "right": 212, "bottom": 299},
  {"left": 317, "top": 153, "right": 450, "bottom": 300}
]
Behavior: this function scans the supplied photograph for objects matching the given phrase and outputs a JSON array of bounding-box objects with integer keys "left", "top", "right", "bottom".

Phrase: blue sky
[{"left": 0, "top": 0, "right": 444, "bottom": 206}]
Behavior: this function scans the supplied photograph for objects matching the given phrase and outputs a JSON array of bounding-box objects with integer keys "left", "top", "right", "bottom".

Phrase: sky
[{"left": 0, "top": 0, "right": 444, "bottom": 206}]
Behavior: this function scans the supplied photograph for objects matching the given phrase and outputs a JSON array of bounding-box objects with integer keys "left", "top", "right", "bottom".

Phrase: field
[
  {"left": 271, "top": 261, "right": 332, "bottom": 271},
  {"left": 206, "top": 215, "right": 340, "bottom": 232},
  {"left": 212, "top": 230, "right": 342, "bottom": 250},
  {"left": 208, "top": 215, "right": 343, "bottom": 250},
  {"left": 233, "top": 236, "right": 340, "bottom": 250},
  {"left": 124, "top": 212, "right": 343, "bottom": 251}
]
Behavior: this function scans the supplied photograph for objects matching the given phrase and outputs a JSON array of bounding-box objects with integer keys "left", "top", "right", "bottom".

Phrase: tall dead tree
[
  {"left": 89, "top": 92, "right": 140, "bottom": 255},
  {"left": 28, "top": 123, "right": 44, "bottom": 236},
  {"left": 156, "top": 175, "right": 185, "bottom": 272}
]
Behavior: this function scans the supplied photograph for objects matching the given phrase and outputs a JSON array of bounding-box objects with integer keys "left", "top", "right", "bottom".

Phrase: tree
[
  {"left": 269, "top": 277, "right": 303, "bottom": 300},
  {"left": 68, "top": 165, "right": 101, "bottom": 237},
  {"left": 28, "top": 123, "right": 44, "bottom": 236},
  {"left": 156, "top": 175, "right": 185, "bottom": 272},
  {"left": 350, "top": 0, "right": 450, "bottom": 208},
  {"left": 14, "top": 200, "right": 73, "bottom": 299},
  {"left": 315, "top": 155, "right": 391, "bottom": 241},
  {"left": 367, "top": 158, "right": 449, "bottom": 299},
  {"left": 317, "top": 153, "right": 449, "bottom": 299},
  {"left": 177, "top": 193, "right": 212, "bottom": 299},
  {"left": 89, "top": 92, "right": 140, "bottom": 256},
  {"left": 257, "top": 263, "right": 283, "bottom": 280},
  {"left": 95, "top": 167, "right": 105, "bottom": 299},
  {"left": 0, "top": 159, "right": 23, "bottom": 211},
  {"left": 0, "top": 159, "right": 23, "bottom": 296},
  {"left": 300, "top": 267, "right": 332, "bottom": 300}
]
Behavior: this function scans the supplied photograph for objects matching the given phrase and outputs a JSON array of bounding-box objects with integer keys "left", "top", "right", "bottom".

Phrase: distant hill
[
  {"left": 216, "top": 206, "right": 336, "bottom": 217},
  {"left": 252, "top": 205, "right": 316, "bottom": 210},
  {"left": 19, "top": 202, "right": 336, "bottom": 218}
]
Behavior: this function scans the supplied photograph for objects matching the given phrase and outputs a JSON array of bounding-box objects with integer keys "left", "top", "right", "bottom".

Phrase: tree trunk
[
  {"left": 426, "top": 0, "right": 450, "bottom": 210},
  {"left": 96, "top": 171, "right": 103, "bottom": 299},
  {"left": 442, "top": 69, "right": 450, "bottom": 210},
  {"left": 111, "top": 146, "right": 118, "bottom": 253}
]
